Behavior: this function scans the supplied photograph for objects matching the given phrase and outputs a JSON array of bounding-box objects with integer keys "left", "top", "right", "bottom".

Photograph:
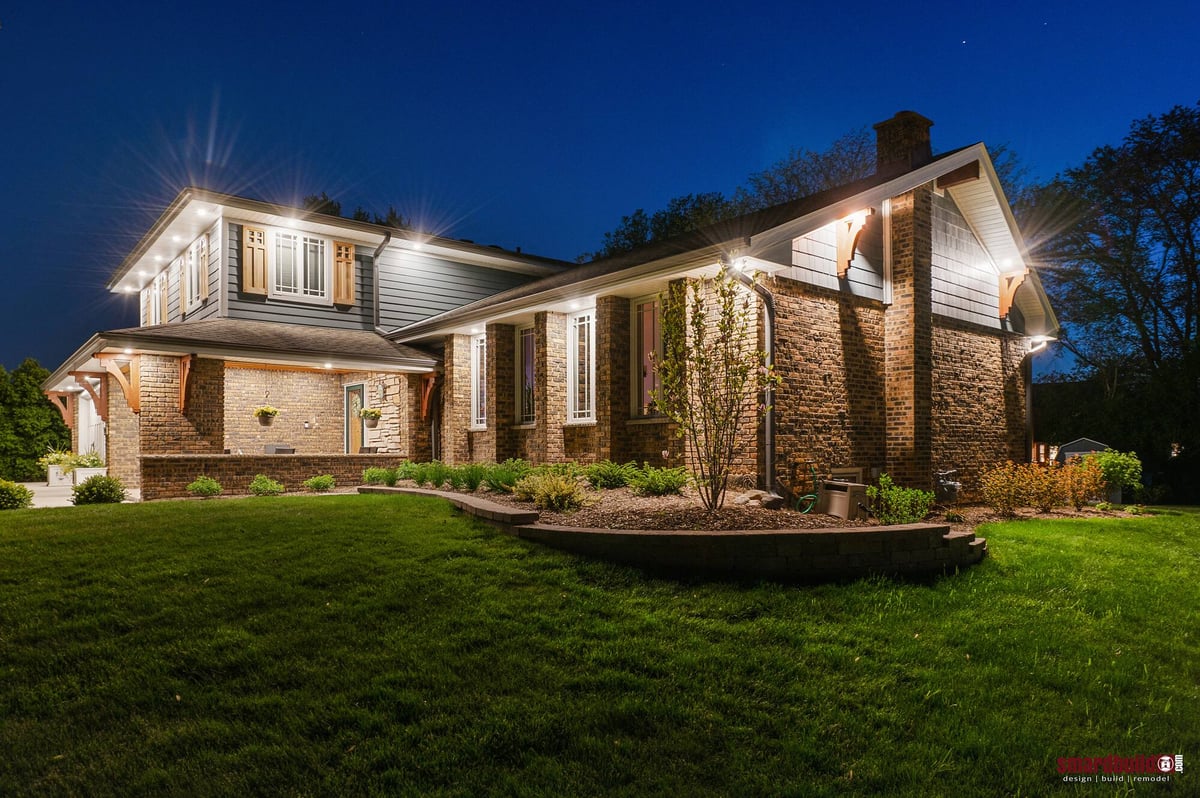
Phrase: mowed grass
[{"left": 0, "top": 496, "right": 1197, "bottom": 797}]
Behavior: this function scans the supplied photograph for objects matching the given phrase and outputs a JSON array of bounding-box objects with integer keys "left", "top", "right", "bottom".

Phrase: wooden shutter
[
  {"left": 196, "top": 235, "right": 209, "bottom": 302},
  {"left": 242, "top": 226, "right": 268, "bottom": 295},
  {"left": 333, "top": 241, "right": 355, "bottom": 305}
]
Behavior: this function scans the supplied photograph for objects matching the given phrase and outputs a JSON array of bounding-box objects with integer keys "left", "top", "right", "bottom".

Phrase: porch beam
[
  {"left": 70, "top": 371, "right": 109, "bottom": 422},
  {"left": 179, "top": 354, "right": 193, "bottom": 413},
  {"left": 44, "top": 390, "right": 77, "bottom": 429},
  {"left": 95, "top": 354, "right": 141, "bottom": 414},
  {"left": 936, "top": 160, "right": 981, "bottom": 191}
]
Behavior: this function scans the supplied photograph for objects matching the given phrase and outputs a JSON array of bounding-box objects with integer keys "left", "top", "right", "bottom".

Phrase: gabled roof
[
  {"left": 107, "top": 187, "right": 572, "bottom": 294},
  {"left": 43, "top": 318, "right": 436, "bottom": 393},
  {"left": 392, "top": 142, "right": 1058, "bottom": 341}
]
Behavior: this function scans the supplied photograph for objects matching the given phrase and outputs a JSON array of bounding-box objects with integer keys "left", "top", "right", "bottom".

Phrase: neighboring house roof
[
  {"left": 1055, "top": 437, "right": 1111, "bottom": 461},
  {"left": 106, "top": 187, "right": 572, "bottom": 295},
  {"left": 43, "top": 318, "right": 437, "bottom": 393},
  {"left": 392, "top": 142, "right": 1058, "bottom": 342}
]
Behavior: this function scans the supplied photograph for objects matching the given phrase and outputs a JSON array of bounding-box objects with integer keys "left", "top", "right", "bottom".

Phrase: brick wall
[
  {"left": 106, "top": 373, "right": 141, "bottom": 488},
  {"left": 224, "top": 367, "right": 343, "bottom": 454},
  {"left": 771, "top": 277, "right": 887, "bottom": 493},
  {"left": 596, "top": 296, "right": 630, "bottom": 462},
  {"left": 139, "top": 355, "right": 225, "bottom": 456},
  {"left": 406, "top": 374, "right": 433, "bottom": 461},
  {"left": 534, "top": 311, "right": 567, "bottom": 462},
  {"left": 140, "top": 454, "right": 405, "bottom": 500}
]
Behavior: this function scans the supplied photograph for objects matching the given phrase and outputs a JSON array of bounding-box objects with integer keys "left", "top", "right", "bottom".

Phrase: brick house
[{"left": 44, "top": 111, "right": 1056, "bottom": 499}]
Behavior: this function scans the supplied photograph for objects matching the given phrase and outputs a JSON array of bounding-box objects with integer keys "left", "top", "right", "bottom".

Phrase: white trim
[
  {"left": 567, "top": 309, "right": 595, "bottom": 423},
  {"left": 516, "top": 325, "right": 535, "bottom": 425},
  {"left": 470, "top": 333, "right": 487, "bottom": 429},
  {"left": 183, "top": 234, "right": 208, "bottom": 314},
  {"left": 269, "top": 228, "right": 333, "bottom": 306},
  {"left": 882, "top": 198, "right": 893, "bottom": 306}
]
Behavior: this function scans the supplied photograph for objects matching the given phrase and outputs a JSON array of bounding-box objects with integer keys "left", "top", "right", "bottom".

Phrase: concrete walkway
[{"left": 20, "top": 483, "right": 141, "bottom": 508}]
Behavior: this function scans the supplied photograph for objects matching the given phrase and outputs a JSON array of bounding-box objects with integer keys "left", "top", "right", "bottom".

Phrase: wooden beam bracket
[
  {"left": 999, "top": 268, "right": 1030, "bottom": 319},
  {"left": 44, "top": 391, "right": 77, "bottom": 429},
  {"left": 94, "top": 354, "right": 141, "bottom": 414},
  {"left": 835, "top": 209, "right": 875, "bottom": 278},
  {"left": 179, "top": 354, "right": 194, "bottom": 413},
  {"left": 70, "top": 371, "right": 109, "bottom": 423},
  {"left": 936, "top": 160, "right": 981, "bottom": 191},
  {"left": 421, "top": 373, "right": 438, "bottom": 421}
]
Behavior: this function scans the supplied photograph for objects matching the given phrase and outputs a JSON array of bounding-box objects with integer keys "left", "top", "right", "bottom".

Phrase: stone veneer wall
[
  {"left": 342, "top": 371, "right": 413, "bottom": 455},
  {"left": 224, "top": 367, "right": 343, "bottom": 454},
  {"left": 533, "top": 311, "right": 567, "bottom": 462},
  {"left": 139, "top": 355, "right": 224, "bottom": 455},
  {"left": 141, "top": 454, "right": 403, "bottom": 500},
  {"left": 106, "top": 373, "right": 141, "bottom": 489},
  {"left": 930, "top": 319, "right": 1030, "bottom": 495},
  {"left": 770, "top": 277, "right": 887, "bottom": 492}
]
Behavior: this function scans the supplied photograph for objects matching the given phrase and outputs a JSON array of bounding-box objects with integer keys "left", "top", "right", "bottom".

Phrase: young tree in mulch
[{"left": 652, "top": 267, "right": 778, "bottom": 512}]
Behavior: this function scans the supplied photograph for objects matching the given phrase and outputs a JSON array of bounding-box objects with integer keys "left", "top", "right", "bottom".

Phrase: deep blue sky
[{"left": 2, "top": 0, "right": 1198, "bottom": 372}]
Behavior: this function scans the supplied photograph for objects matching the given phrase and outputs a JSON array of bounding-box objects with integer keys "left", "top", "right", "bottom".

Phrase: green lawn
[{"left": 1, "top": 497, "right": 1196, "bottom": 796}]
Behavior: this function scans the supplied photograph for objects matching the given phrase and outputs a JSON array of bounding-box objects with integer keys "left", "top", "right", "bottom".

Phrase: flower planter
[
  {"left": 258, "top": 415, "right": 274, "bottom": 426},
  {"left": 72, "top": 467, "right": 108, "bottom": 485},
  {"left": 47, "top": 465, "right": 72, "bottom": 487},
  {"left": 364, "top": 417, "right": 379, "bottom": 429}
]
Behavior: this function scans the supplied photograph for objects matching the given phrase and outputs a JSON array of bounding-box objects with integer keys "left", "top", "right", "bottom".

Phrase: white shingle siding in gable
[
  {"left": 784, "top": 218, "right": 884, "bottom": 300},
  {"left": 932, "top": 193, "right": 1000, "bottom": 329}
]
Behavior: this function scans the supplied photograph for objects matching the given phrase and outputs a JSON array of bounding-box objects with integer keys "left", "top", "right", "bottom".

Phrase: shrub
[
  {"left": 532, "top": 462, "right": 584, "bottom": 480},
  {"left": 426, "top": 461, "right": 452, "bottom": 489},
  {"left": 865, "top": 473, "right": 934, "bottom": 525},
  {"left": 186, "top": 475, "right": 222, "bottom": 498},
  {"left": 1090, "top": 450, "right": 1143, "bottom": 493},
  {"left": 72, "top": 475, "right": 126, "bottom": 505},
  {"left": 1095, "top": 501, "right": 1117, "bottom": 512},
  {"left": 393, "top": 461, "right": 418, "bottom": 482},
  {"left": 513, "top": 471, "right": 585, "bottom": 512},
  {"left": 944, "top": 509, "right": 965, "bottom": 523},
  {"left": 628, "top": 463, "right": 690, "bottom": 496},
  {"left": 1126, "top": 504, "right": 1147, "bottom": 515},
  {"left": 248, "top": 474, "right": 285, "bottom": 496},
  {"left": 1022, "top": 463, "right": 1063, "bottom": 514},
  {"left": 456, "top": 463, "right": 489, "bottom": 492},
  {"left": 483, "top": 459, "right": 532, "bottom": 493},
  {"left": 585, "top": 460, "right": 638, "bottom": 489},
  {"left": 410, "top": 462, "right": 431, "bottom": 487},
  {"left": 304, "top": 474, "right": 336, "bottom": 492},
  {"left": 0, "top": 479, "right": 34, "bottom": 510},
  {"left": 362, "top": 467, "right": 392, "bottom": 485},
  {"left": 980, "top": 462, "right": 1023, "bottom": 517},
  {"left": 1061, "top": 456, "right": 1106, "bottom": 511}
]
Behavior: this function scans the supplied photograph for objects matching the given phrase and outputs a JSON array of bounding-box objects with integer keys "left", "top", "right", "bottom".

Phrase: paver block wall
[
  {"left": 140, "top": 454, "right": 404, "bottom": 500},
  {"left": 224, "top": 367, "right": 343, "bottom": 454}
]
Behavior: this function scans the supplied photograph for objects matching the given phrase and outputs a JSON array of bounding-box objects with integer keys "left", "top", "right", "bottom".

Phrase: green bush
[
  {"left": 1090, "top": 450, "right": 1143, "bottom": 492},
  {"left": 455, "top": 463, "right": 489, "bottom": 492},
  {"left": 0, "top": 479, "right": 34, "bottom": 510},
  {"left": 426, "top": 461, "right": 452, "bottom": 489},
  {"left": 248, "top": 474, "right": 285, "bottom": 496},
  {"left": 980, "top": 462, "right": 1023, "bottom": 517},
  {"left": 483, "top": 459, "right": 532, "bottom": 493},
  {"left": 513, "top": 471, "right": 585, "bottom": 511},
  {"left": 393, "top": 461, "right": 417, "bottom": 482},
  {"left": 628, "top": 463, "right": 690, "bottom": 496},
  {"left": 186, "top": 475, "right": 222, "bottom": 498},
  {"left": 584, "top": 460, "right": 638, "bottom": 489},
  {"left": 303, "top": 474, "right": 336, "bottom": 492},
  {"left": 410, "top": 462, "right": 431, "bottom": 487},
  {"left": 362, "top": 467, "right": 392, "bottom": 485},
  {"left": 865, "top": 473, "right": 934, "bottom": 525},
  {"left": 71, "top": 475, "right": 126, "bottom": 505}
]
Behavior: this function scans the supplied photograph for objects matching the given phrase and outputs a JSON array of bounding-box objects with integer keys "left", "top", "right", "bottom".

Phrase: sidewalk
[{"left": 20, "top": 483, "right": 141, "bottom": 508}]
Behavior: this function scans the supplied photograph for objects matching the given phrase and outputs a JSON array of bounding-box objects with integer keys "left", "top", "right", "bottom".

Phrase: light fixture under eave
[
  {"left": 123, "top": 348, "right": 133, "bottom": 355},
  {"left": 323, "top": 363, "right": 333, "bottom": 369}
]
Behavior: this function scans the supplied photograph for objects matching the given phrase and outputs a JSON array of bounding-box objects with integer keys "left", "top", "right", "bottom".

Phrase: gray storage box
[{"left": 818, "top": 481, "right": 868, "bottom": 520}]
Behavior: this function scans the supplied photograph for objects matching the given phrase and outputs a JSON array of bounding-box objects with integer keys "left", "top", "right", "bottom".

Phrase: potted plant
[
  {"left": 254, "top": 405, "right": 279, "bottom": 426},
  {"left": 359, "top": 407, "right": 382, "bottom": 429},
  {"left": 38, "top": 448, "right": 74, "bottom": 487},
  {"left": 67, "top": 450, "right": 107, "bottom": 485}
]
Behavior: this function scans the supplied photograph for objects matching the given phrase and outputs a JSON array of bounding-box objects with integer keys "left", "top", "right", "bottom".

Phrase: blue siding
[
  {"left": 782, "top": 215, "right": 885, "bottom": 300},
  {"left": 932, "top": 194, "right": 1000, "bottom": 329},
  {"left": 376, "top": 248, "right": 534, "bottom": 330}
]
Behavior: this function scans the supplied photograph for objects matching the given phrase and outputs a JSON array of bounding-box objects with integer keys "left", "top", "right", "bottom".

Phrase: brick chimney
[{"left": 873, "top": 111, "right": 934, "bottom": 174}]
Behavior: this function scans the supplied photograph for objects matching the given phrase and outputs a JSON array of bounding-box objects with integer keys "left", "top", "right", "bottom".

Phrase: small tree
[{"left": 652, "top": 267, "right": 778, "bottom": 511}]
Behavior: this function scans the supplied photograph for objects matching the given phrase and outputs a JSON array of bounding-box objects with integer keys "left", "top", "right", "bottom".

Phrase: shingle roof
[{"left": 105, "top": 318, "right": 436, "bottom": 366}]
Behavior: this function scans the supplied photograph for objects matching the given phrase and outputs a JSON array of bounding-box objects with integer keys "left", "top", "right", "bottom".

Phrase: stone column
[
  {"left": 595, "top": 295, "right": 630, "bottom": 463},
  {"left": 486, "top": 323, "right": 516, "bottom": 462},
  {"left": 533, "top": 311, "right": 566, "bottom": 463},
  {"left": 440, "top": 334, "right": 472, "bottom": 464}
]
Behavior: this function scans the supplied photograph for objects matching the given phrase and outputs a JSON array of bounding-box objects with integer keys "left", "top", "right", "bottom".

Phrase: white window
[
  {"left": 568, "top": 309, "right": 595, "bottom": 422},
  {"left": 470, "top": 333, "right": 487, "bottom": 429},
  {"left": 184, "top": 234, "right": 208, "bottom": 313},
  {"left": 147, "top": 273, "right": 163, "bottom": 325},
  {"left": 633, "top": 297, "right": 663, "bottom": 416},
  {"left": 517, "top": 326, "right": 535, "bottom": 424},
  {"left": 271, "top": 231, "right": 329, "bottom": 304}
]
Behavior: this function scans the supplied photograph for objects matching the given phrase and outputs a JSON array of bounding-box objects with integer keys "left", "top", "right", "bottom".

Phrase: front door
[{"left": 345, "top": 384, "right": 364, "bottom": 453}]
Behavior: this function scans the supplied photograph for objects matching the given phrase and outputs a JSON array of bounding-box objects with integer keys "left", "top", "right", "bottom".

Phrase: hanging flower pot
[
  {"left": 360, "top": 407, "right": 382, "bottom": 429},
  {"left": 254, "top": 405, "right": 279, "bottom": 426}
]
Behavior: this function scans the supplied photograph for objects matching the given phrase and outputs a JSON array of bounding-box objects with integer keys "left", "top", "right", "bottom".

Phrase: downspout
[{"left": 725, "top": 257, "right": 781, "bottom": 501}]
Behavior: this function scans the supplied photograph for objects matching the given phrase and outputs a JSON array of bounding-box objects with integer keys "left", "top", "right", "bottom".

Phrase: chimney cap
[{"left": 872, "top": 110, "right": 935, "bottom": 132}]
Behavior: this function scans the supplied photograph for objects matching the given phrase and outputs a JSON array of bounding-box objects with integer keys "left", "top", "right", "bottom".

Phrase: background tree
[
  {"left": 0, "top": 359, "right": 70, "bottom": 481},
  {"left": 1027, "top": 102, "right": 1200, "bottom": 500},
  {"left": 652, "top": 269, "right": 778, "bottom": 512}
]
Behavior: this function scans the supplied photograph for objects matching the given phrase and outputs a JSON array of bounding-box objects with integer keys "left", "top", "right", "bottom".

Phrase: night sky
[{"left": 2, "top": 0, "right": 1198, "bottom": 372}]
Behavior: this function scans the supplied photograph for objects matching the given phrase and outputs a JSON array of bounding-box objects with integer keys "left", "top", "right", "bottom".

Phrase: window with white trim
[
  {"left": 633, "top": 297, "right": 663, "bottom": 416},
  {"left": 272, "top": 232, "right": 328, "bottom": 302},
  {"left": 470, "top": 334, "right": 487, "bottom": 429},
  {"left": 147, "top": 273, "right": 163, "bottom": 325},
  {"left": 568, "top": 309, "right": 595, "bottom": 422},
  {"left": 517, "top": 326, "right": 535, "bottom": 424},
  {"left": 183, "top": 234, "right": 208, "bottom": 313}
]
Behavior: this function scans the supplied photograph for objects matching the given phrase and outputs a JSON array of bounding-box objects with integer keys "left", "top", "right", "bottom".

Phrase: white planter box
[
  {"left": 73, "top": 467, "right": 108, "bottom": 485},
  {"left": 47, "top": 465, "right": 72, "bottom": 487}
]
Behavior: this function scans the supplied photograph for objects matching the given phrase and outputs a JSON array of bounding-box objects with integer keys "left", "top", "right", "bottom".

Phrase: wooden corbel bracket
[
  {"left": 94, "top": 354, "right": 141, "bottom": 414},
  {"left": 999, "top": 268, "right": 1030, "bottom": 319}
]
